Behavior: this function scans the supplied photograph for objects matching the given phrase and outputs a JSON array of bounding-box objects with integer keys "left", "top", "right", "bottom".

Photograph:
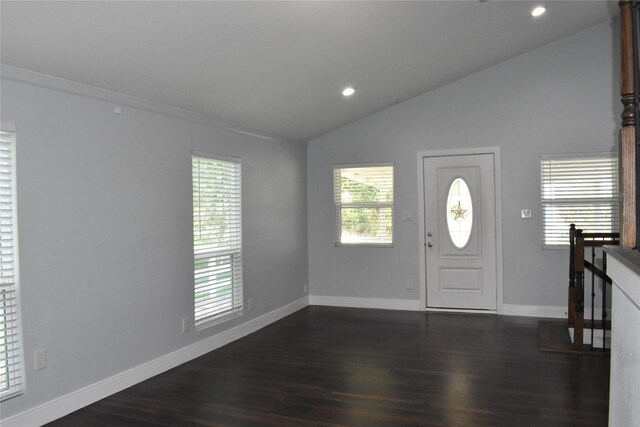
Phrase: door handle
[{"left": 427, "top": 242, "right": 433, "bottom": 247}]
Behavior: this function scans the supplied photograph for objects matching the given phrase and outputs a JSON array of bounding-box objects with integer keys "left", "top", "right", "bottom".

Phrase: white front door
[{"left": 424, "top": 154, "right": 497, "bottom": 310}]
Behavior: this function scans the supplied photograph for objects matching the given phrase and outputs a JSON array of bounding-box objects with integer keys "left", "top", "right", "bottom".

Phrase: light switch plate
[{"left": 34, "top": 348, "right": 46, "bottom": 371}]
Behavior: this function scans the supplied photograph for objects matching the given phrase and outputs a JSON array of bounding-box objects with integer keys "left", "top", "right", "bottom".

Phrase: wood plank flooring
[{"left": 47, "top": 307, "right": 610, "bottom": 426}]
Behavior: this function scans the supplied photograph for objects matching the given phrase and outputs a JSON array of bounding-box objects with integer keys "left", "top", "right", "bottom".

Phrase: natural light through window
[
  {"left": 334, "top": 164, "right": 393, "bottom": 246},
  {"left": 541, "top": 153, "right": 619, "bottom": 248},
  {"left": 192, "top": 153, "right": 243, "bottom": 328},
  {"left": 446, "top": 177, "right": 473, "bottom": 249},
  {"left": 0, "top": 125, "right": 24, "bottom": 401}
]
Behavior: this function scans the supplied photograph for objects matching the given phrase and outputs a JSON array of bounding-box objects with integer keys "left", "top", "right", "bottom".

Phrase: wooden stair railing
[{"left": 568, "top": 224, "right": 619, "bottom": 351}]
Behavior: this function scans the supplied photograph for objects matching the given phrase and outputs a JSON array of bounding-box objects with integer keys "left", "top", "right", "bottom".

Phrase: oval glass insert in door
[{"left": 446, "top": 178, "right": 473, "bottom": 249}]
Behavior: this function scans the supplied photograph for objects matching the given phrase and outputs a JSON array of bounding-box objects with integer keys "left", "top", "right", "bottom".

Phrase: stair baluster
[
  {"left": 574, "top": 229, "right": 585, "bottom": 350},
  {"left": 568, "top": 224, "right": 576, "bottom": 327}
]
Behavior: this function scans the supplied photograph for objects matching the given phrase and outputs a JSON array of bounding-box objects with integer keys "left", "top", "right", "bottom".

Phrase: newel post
[{"left": 619, "top": 0, "right": 637, "bottom": 248}]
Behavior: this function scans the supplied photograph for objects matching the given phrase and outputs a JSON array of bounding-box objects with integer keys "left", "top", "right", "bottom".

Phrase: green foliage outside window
[
  {"left": 341, "top": 177, "right": 380, "bottom": 236},
  {"left": 336, "top": 165, "right": 393, "bottom": 244}
]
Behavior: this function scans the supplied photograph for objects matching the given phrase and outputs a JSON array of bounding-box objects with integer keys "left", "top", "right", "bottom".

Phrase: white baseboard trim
[
  {"left": 502, "top": 304, "right": 567, "bottom": 318},
  {"left": 309, "top": 295, "right": 421, "bottom": 311},
  {"left": 426, "top": 307, "right": 497, "bottom": 315},
  {"left": 308, "top": 298, "right": 606, "bottom": 321},
  {"left": 503, "top": 304, "right": 610, "bottom": 320},
  {"left": 1, "top": 296, "right": 309, "bottom": 427}
]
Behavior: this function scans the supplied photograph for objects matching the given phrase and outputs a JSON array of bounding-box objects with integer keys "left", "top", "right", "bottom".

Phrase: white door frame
[{"left": 417, "top": 147, "right": 504, "bottom": 314}]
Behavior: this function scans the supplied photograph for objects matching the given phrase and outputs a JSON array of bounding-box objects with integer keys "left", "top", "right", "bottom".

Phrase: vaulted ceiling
[{"left": 1, "top": 1, "right": 616, "bottom": 142}]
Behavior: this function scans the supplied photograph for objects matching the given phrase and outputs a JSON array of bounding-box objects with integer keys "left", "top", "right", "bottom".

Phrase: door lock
[
  {"left": 427, "top": 242, "right": 434, "bottom": 247},
  {"left": 427, "top": 232, "right": 433, "bottom": 237}
]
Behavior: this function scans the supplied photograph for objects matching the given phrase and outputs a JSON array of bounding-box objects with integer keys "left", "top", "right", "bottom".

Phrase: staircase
[
  {"left": 569, "top": 323, "right": 611, "bottom": 349},
  {"left": 538, "top": 224, "right": 618, "bottom": 355}
]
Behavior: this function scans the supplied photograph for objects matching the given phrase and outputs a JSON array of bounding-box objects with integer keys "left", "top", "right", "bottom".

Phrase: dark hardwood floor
[{"left": 47, "top": 307, "right": 610, "bottom": 426}]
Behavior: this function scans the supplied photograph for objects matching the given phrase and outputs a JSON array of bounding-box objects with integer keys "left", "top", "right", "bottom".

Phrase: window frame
[
  {"left": 540, "top": 152, "right": 619, "bottom": 249},
  {"left": 333, "top": 162, "right": 394, "bottom": 247},
  {"left": 191, "top": 151, "right": 243, "bottom": 329},
  {"left": 0, "top": 123, "right": 25, "bottom": 402}
]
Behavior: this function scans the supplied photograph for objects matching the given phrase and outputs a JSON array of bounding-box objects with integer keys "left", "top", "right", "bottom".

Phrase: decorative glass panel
[{"left": 446, "top": 178, "right": 473, "bottom": 249}]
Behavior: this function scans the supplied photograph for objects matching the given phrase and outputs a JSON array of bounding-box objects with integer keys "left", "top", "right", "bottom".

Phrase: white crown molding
[{"left": 0, "top": 64, "right": 307, "bottom": 147}]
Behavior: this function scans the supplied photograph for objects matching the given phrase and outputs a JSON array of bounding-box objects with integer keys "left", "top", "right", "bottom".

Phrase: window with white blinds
[
  {"left": 192, "top": 153, "right": 242, "bottom": 328},
  {"left": 334, "top": 164, "right": 394, "bottom": 246},
  {"left": 541, "top": 153, "right": 619, "bottom": 248},
  {"left": 0, "top": 125, "right": 24, "bottom": 401}
]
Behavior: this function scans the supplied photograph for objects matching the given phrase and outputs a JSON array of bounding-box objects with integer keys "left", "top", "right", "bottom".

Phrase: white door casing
[{"left": 423, "top": 153, "right": 497, "bottom": 311}]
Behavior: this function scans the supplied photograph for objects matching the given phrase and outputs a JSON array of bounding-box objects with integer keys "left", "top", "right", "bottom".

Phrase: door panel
[
  {"left": 424, "top": 154, "right": 496, "bottom": 310},
  {"left": 440, "top": 268, "right": 482, "bottom": 292}
]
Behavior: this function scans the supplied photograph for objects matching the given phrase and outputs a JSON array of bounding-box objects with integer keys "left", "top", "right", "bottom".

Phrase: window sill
[{"left": 334, "top": 243, "right": 394, "bottom": 248}]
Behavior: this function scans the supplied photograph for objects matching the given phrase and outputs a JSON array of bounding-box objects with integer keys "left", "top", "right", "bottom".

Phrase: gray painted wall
[
  {"left": 308, "top": 20, "right": 620, "bottom": 308},
  {"left": 0, "top": 17, "right": 621, "bottom": 420},
  {"left": 0, "top": 71, "right": 308, "bottom": 418}
]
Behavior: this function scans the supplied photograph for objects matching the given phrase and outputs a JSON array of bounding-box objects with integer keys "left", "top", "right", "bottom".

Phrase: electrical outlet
[
  {"left": 182, "top": 316, "right": 189, "bottom": 333},
  {"left": 521, "top": 209, "right": 532, "bottom": 219},
  {"left": 304, "top": 284, "right": 308, "bottom": 293},
  {"left": 406, "top": 278, "right": 414, "bottom": 290},
  {"left": 247, "top": 298, "right": 253, "bottom": 312},
  {"left": 34, "top": 348, "right": 46, "bottom": 371}
]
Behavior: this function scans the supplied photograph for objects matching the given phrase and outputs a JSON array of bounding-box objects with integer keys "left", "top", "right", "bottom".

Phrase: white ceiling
[{"left": 1, "top": 1, "right": 616, "bottom": 142}]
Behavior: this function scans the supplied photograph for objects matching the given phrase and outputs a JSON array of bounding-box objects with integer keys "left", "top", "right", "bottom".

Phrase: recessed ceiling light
[
  {"left": 531, "top": 6, "right": 546, "bottom": 17},
  {"left": 342, "top": 87, "right": 356, "bottom": 97}
]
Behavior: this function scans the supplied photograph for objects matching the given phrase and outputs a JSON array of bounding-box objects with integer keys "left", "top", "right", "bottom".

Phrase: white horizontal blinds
[
  {"left": 192, "top": 154, "right": 242, "bottom": 327},
  {"left": 0, "top": 128, "right": 23, "bottom": 401},
  {"left": 334, "top": 164, "right": 394, "bottom": 245},
  {"left": 541, "top": 154, "right": 619, "bottom": 247}
]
